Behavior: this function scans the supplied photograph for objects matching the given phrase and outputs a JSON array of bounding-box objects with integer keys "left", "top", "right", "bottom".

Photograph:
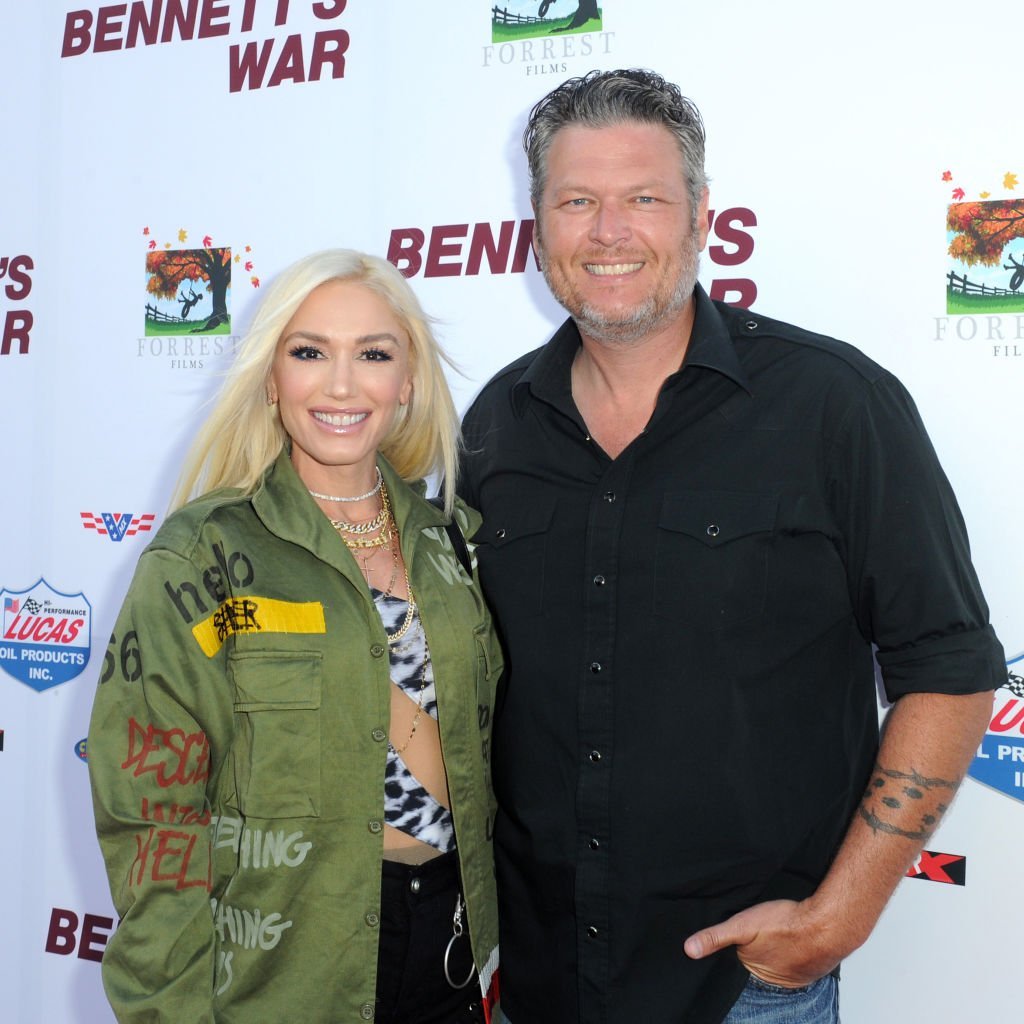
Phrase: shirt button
[
  {"left": 589, "top": 749, "right": 602, "bottom": 763},
  {"left": 588, "top": 837, "right": 601, "bottom": 850},
  {"left": 368, "top": 820, "right": 383, "bottom": 834},
  {"left": 360, "top": 1004, "right": 374, "bottom": 1020},
  {"left": 365, "top": 912, "right": 380, "bottom": 927},
  {"left": 370, "top": 643, "right": 385, "bottom": 658},
  {"left": 587, "top": 925, "right": 599, "bottom": 938},
  {"left": 410, "top": 877, "right": 421, "bottom": 894},
  {"left": 602, "top": 491, "right": 616, "bottom": 503},
  {"left": 593, "top": 574, "right": 606, "bottom": 586},
  {"left": 589, "top": 662, "right": 602, "bottom": 673},
  {"left": 371, "top": 727, "right": 386, "bottom": 742}
]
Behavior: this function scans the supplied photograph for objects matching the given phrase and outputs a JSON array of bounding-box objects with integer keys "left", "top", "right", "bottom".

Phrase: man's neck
[{"left": 571, "top": 300, "right": 695, "bottom": 459}]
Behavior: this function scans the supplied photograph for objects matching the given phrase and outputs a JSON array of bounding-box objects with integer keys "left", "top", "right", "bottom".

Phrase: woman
[{"left": 89, "top": 250, "right": 502, "bottom": 1024}]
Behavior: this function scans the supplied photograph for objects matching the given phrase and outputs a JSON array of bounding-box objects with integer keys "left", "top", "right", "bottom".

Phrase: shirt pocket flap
[
  {"left": 229, "top": 650, "right": 323, "bottom": 711},
  {"left": 659, "top": 491, "right": 778, "bottom": 548},
  {"left": 475, "top": 498, "right": 556, "bottom": 549}
]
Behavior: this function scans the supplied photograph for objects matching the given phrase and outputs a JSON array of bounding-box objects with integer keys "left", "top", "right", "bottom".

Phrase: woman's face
[{"left": 269, "top": 279, "right": 413, "bottom": 491}]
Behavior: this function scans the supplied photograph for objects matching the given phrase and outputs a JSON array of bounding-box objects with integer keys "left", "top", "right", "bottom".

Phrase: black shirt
[{"left": 458, "top": 287, "right": 1003, "bottom": 1024}]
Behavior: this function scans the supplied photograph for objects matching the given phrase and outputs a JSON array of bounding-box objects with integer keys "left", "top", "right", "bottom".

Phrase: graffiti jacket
[{"left": 89, "top": 452, "right": 502, "bottom": 1023}]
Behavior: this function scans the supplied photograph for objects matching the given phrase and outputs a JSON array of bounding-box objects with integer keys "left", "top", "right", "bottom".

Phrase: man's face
[{"left": 534, "top": 121, "right": 709, "bottom": 345}]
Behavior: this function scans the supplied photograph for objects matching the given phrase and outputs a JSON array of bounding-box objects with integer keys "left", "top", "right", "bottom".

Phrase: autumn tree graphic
[
  {"left": 145, "top": 246, "right": 231, "bottom": 334},
  {"left": 947, "top": 200, "right": 1024, "bottom": 268},
  {"left": 946, "top": 197, "right": 1024, "bottom": 313}
]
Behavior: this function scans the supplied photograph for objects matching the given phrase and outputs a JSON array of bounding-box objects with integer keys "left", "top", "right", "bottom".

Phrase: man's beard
[{"left": 538, "top": 238, "right": 701, "bottom": 345}]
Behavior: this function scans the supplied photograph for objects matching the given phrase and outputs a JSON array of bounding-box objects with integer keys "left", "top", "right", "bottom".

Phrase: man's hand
[
  {"left": 684, "top": 692, "right": 994, "bottom": 990},
  {"left": 683, "top": 898, "right": 852, "bottom": 989}
]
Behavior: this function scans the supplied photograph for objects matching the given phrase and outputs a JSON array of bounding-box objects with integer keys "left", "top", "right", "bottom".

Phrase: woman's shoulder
[{"left": 147, "top": 487, "right": 254, "bottom": 561}]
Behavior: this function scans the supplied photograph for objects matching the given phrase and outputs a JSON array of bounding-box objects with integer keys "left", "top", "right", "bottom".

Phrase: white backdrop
[{"left": 2, "top": 3, "right": 1022, "bottom": 1021}]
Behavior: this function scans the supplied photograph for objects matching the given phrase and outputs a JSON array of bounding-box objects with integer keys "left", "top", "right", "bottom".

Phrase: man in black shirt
[{"left": 459, "top": 69, "right": 1003, "bottom": 1024}]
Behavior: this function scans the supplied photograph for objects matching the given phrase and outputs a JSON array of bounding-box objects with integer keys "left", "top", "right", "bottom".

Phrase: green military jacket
[{"left": 89, "top": 452, "right": 502, "bottom": 1023}]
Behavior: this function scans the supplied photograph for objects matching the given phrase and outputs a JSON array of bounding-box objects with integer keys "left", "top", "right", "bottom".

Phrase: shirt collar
[{"left": 511, "top": 284, "right": 751, "bottom": 416}]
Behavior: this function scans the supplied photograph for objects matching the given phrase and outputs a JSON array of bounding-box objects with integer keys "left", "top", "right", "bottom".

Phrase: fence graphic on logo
[{"left": 492, "top": 1, "right": 602, "bottom": 42}]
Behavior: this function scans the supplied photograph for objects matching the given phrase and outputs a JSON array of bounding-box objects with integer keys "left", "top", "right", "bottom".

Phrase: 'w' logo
[{"left": 80, "top": 513, "right": 156, "bottom": 542}]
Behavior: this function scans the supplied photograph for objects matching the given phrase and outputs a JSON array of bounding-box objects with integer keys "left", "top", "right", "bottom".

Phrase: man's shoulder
[
  {"left": 463, "top": 345, "right": 545, "bottom": 423},
  {"left": 716, "top": 300, "right": 889, "bottom": 386}
]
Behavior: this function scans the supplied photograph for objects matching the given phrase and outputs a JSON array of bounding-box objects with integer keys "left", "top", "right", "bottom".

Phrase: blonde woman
[{"left": 89, "top": 250, "right": 501, "bottom": 1024}]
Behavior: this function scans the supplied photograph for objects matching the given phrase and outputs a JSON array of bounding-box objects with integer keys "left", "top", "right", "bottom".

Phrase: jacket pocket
[
  {"left": 654, "top": 490, "right": 778, "bottom": 632},
  {"left": 229, "top": 649, "right": 322, "bottom": 819}
]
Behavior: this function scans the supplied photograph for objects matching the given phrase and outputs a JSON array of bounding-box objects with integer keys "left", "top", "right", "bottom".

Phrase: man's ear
[{"left": 696, "top": 187, "right": 711, "bottom": 251}]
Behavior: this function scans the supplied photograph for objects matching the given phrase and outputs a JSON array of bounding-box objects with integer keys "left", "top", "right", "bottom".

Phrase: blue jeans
[{"left": 722, "top": 973, "right": 839, "bottom": 1024}]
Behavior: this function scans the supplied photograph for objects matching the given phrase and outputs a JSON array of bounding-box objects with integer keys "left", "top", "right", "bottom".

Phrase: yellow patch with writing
[{"left": 191, "top": 598, "right": 326, "bottom": 657}]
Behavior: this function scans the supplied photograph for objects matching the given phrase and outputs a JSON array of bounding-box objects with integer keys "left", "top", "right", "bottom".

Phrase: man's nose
[{"left": 589, "top": 202, "right": 631, "bottom": 247}]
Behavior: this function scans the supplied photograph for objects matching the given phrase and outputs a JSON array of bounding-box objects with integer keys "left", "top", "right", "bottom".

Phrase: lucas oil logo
[
  {"left": 969, "top": 653, "right": 1024, "bottom": 803},
  {"left": 0, "top": 580, "right": 91, "bottom": 692}
]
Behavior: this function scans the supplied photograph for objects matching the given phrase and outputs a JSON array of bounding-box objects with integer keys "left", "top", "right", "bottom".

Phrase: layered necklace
[
  {"left": 312, "top": 473, "right": 428, "bottom": 751},
  {"left": 315, "top": 478, "right": 416, "bottom": 644}
]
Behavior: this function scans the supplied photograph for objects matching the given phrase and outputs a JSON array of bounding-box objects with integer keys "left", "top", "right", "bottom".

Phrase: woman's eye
[
  {"left": 360, "top": 347, "right": 393, "bottom": 362},
  {"left": 288, "top": 344, "right": 323, "bottom": 360}
]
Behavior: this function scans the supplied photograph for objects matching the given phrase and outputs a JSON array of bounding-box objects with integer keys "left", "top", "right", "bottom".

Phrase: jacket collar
[{"left": 251, "top": 450, "right": 445, "bottom": 581}]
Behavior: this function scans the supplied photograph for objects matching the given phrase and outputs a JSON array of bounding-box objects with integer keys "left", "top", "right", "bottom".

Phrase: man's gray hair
[{"left": 523, "top": 68, "right": 709, "bottom": 219}]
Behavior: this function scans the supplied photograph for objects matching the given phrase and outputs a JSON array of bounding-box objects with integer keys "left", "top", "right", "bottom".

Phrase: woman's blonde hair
[{"left": 170, "top": 249, "right": 461, "bottom": 513}]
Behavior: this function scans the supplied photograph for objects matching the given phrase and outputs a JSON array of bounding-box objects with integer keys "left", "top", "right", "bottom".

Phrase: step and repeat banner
[{"left": 2, "top": 3, "right": 1021, "bottom": 1021}]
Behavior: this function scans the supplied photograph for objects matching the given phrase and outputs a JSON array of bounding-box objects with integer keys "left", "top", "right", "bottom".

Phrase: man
[{"left": 458, "top": 69, "right": 1003, "bottom": 1024}]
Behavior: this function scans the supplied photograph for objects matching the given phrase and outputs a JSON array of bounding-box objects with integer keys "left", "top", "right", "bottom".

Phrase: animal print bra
[{"left": 373, "top": 590, "right": 455, "bottom": 855}]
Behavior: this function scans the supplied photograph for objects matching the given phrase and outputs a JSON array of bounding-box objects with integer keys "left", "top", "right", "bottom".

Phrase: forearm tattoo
[{"left": 857, "top": 763, "right": 961, "bottom": 841}]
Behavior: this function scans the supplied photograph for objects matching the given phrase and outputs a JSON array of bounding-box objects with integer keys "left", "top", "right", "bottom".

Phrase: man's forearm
[
  {"left": 803, "top": 689, "right": 993, "bottom": 957},
  {"left": 684, "top": 688, "right": 994, "bottom": 984}
]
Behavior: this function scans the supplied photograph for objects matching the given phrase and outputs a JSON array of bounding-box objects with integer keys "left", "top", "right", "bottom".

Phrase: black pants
[{"left": 375, "top": 851, "right": 485, "bottom": 1024}]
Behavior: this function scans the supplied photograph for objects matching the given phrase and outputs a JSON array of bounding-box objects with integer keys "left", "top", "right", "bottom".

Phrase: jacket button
[
  {"left": 589, "top": 749, "right": 602, "bottom": 763},
  {"left": 371, "top": 728, "right": 386, "bottom": 742},
  {"left": 593, "top": 574, "right": 606, "bottom": 586},
  {"left": 589, "top": 662, "right": 602, "bottom": 673},
  {"left": 368, "top": 820, "right": 383, "bottom": 834},
  {"left": 744, "top": 319, "right": 758, "bottom": 331},
  {"left": 410, "top": 877, "right": 422, "bottom": 894},
  {"left": 365, "top": 912, "right": 380, "bottom": 927},
  {"left": 589, "top": 837, "right": 600, "bottom": 850},
  {"left": 603, "top": 491, "right": 616, "bottom": 503},
  {"left": 587, "top": 925, "right": 599, "bottom": 938},
  {"left": 706, "top": 524, "right": 720, "bottom": 537},
  {"left": 495, "top": 527, "right": 506, "bottom": 539},
  {"left": 360, "top": 1003, "right": 374, "bottom": 1020},
  {"left": 370, "top": 644, "right": 385, "bottom": 658}
]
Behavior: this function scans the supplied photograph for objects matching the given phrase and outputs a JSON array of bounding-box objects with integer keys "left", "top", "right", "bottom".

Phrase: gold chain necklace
[
  {"left": 389, "top": 634, "right": 429, "bottom": 755},
  {"left": 329, "top": 484, "right": 393, "bottom": 538}
]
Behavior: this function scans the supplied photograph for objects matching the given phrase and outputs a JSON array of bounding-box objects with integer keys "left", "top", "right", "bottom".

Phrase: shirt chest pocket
[
  {"left": 475, "top": 499, "right": 556, "bottom": 620},
  {"left": 229, "top": 649, "right": 322, "bottom": 819},
  {"left": 654, "top": 490, "right": 778, "bottom": 633}
]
